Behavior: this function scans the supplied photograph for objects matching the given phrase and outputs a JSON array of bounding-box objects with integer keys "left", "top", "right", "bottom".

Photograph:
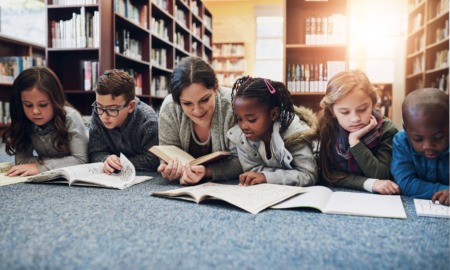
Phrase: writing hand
[
  {"left": 432, "top": 190, "right": 449, "bottom": 206},
  {"left": 239, "top": 171, "right": 266, "bottom": 186},
  {"left": 103, "top": 154, "right": 122, "bottom": 175},
  {"left": 348, "top": 115, "right": 377, "bottom": 147}
]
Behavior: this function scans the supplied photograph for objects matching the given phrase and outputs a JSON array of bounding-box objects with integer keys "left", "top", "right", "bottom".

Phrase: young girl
[
  {"left": 2, "top": 66, "right": 88, "bottom": 176},
  {"left": 317, "top": 69, "right": 400, "bottom": 194},
  {"left": 227, "top": 76, "right": 318, "bottom": 186}
]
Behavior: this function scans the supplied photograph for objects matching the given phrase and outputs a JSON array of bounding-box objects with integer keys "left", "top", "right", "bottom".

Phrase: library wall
[{"left": 204, "top": 0, "right": 281, "bottom": 77}]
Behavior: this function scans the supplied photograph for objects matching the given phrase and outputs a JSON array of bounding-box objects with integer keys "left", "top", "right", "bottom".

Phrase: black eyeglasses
[{"left": 91, "top": 101, "right": 129, "bottom": 117}]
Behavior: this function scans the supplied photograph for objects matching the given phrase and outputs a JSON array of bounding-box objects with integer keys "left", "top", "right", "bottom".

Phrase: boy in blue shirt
[{"left": 391, "top": 88, "right": 449, "bottom": 205}]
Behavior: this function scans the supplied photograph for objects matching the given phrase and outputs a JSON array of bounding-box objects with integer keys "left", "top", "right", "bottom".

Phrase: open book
[
  {"left": 414, "top": 199, "right": 450, "bottom": 218},
  {"left": 22, "top": 154, "right": 151, "bottom": 189},
  {"left": 149, "top": 145, "right": 231, "bottom": 165},
  {"left": 151, "top": 182, "right": 306, "bottom": 214},
  {"left": 272, "top": 186, "right": 407, "bottom": 219}
]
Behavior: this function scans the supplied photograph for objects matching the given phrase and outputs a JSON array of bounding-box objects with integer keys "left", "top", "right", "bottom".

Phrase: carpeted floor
[{"left": 0, "top": 142, "right": 449, "bottom": 269}]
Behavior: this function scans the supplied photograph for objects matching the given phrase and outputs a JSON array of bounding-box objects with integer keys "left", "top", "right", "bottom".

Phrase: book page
[
  {"left": 0, "top": 173, "right": 29, "bottom": 187},
  {"left": 324, "top": 192, "right": 407, "bottom": 219},
  {"left": 72, "top": 154, "right": 143, "bottom": 189},
  {"left": 152, "top": 182, "right": 305, "bottom": 214},
  {"left": 271, "top": 186, "right": 333, "bottom": 212},
  {"left": 149, "top": 145, "right": 195, "bottom": 164},
  {"left": 414, "top": 199, "right": 450, "bottom": 218}
]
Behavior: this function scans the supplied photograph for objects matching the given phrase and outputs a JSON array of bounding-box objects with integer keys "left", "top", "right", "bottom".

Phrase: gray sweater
[
  {"left": 89, "top": 98, "right": 159, "bottom": 172},
  {"left": 15, "top": 106, "right": 88, "bottom": 172},
  {"left": 158, "top": 87, "right": 243, "bottom": 181}
]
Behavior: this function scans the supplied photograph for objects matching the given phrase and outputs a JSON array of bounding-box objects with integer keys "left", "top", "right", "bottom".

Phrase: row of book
[
  {"left": 174, "top": 32, "right": 187, "bottom": 50},
  {"left": 412, "top": 55, "right": 424, "bottom": 74},
  {"left": 50, "top": 7, "right": 99, "bottom": 48},
  {"left": 82, "top": 60, "right": 99, "bottom": 91},
  {"left": 305, "top": 14, "right": 346, "bottom": 45},
  {"left": 114, "top": 0, "right": 148, "bottom": 29},
  {"left": 0, "top": 56, "right": 45, "bottom": 83},
  {"left": 213, "top": 44, "right": 245, "bottom": 57},
  {"left": 151, "top": 17, "right": 169, "bottom": 40},
  {"left": 216, "top": 74, "right": 241, "bottom": 88},
  {"left": 0, "top": 102, "right": 10, "bottom": 126},
  {"left": 52, "top": 0, "right": 97, "bottom": 4},
  {"left": 436, "top": 20, "right": 449, "bottom": 43},
  {"left": 212, "top": 59, "right": 245, "bottom": 72},
  {"left": 115, "top": 29, "right": 143, "bottom": 61},
  {"left": 286, "top": 61, "right": 345, "bottom": 93},
  {"left": 175, "top": 7, "right": 188, "bottom": 28},
  {"left": 151, "top": 48, "right": 167, "bottom": 68},
  {"left": 151, "top": 75, "right": 169, "bottom": 98},
  {"left": 434, "top": 49, "right": 448, "bottom": 69},
  {"left": 152, "top": 0, "right": 169, "bottom": 12}
]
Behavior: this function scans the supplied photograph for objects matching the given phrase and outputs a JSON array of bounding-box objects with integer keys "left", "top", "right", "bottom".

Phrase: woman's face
[
  {"left": 179, "top": 83, "right": 218, "bottom": 128},
  {"left": 21, "top": 87, "right": 55, "bottom": 127}
]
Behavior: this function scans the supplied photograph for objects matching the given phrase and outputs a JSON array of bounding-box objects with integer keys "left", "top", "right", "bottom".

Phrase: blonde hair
[{"left": 317, "top": 69, "right": 376, "bottom": 182}]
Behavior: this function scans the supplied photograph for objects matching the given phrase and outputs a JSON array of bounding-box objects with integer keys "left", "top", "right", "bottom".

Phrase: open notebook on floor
[
  {"left": 0, "top": 154, "right": 151, "bottom": 189},
  {"left": 272, "top": 186, "right": 407, "bottom": 219},
  {"left": 414, "top": 199, "right": 450, "bottom": 218}
]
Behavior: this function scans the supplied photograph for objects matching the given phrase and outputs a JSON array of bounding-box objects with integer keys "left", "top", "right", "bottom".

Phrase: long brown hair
[
  {"left": 317, "top": 70, "right": 377, "bottom": 182},
  {"left": 2, "top": 66, "right": 70, "bottom": 155}
]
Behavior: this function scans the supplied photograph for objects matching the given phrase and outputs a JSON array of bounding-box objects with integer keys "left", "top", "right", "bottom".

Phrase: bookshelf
[
  {"left": 283, "top": 0, "right": 348, "bottom": 112},
  {"left": 405, "top": 0, "right": 449, "bottom": 96},
  {"left": 212, "top": 42, "right": 246, "bottom": 88},
  {"left": 0, "top": 33, "right": 45, "bottom": 131},
  {"left": 45, "top": 0, "right": 213, "bottom": 115}
]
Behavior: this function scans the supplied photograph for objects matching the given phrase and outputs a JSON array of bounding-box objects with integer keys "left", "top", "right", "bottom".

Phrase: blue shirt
[{"left": 391, "top": 131, "right": 449, "bottom": 199}]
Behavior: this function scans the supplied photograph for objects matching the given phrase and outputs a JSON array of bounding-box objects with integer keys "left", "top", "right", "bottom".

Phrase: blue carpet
[
  {"left": 0, "top": 142, "right": 449, "bottom": 269},
  {"left": 0, "top": 174, "right": 449, "bottom": 270}
]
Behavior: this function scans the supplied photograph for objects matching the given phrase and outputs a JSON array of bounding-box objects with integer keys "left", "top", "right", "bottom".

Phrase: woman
[{"left": 157, "top": 56, "right": 243, "bottom": 185}]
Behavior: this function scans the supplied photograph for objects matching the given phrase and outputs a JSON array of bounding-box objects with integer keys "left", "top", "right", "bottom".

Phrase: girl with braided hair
[{"left": 226, "top": 76, "right": 318, "bottom": 186}]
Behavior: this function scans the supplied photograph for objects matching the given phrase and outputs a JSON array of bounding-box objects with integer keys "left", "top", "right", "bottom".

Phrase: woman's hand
[
  {"left": 372, "top": 179, "right": 401, "bottom": 195},
  {"left": 239, "top": 172, "right": 267, "bottom": 186},
  {"left": 103, "top": 154, "right": 122, "bottom": 174},
  {"left": 348, "top": 115, "right": 377, "bottom": 147},
  {"left": 157, "top": 158, "right": 184, "bottom": 181},
  {"left": 5, "top": 163, "right": 39, "bottom": 177},
  {"left": 180, "top": 164, "right": 205, "bottom": 185}
]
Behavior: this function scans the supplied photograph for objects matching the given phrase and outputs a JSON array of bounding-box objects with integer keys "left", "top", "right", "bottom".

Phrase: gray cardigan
[
  {"left": 89, "top": 97, "right": 159, "bottom": 172},
  {"left": 15, "top": 106, "right": 88, "bottom": 172},
  {"left": 158, "top": 87, "right": 243, "bottom": 181}
]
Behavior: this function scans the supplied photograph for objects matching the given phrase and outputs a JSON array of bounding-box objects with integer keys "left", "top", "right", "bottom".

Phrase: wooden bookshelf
[
  {"left": 0, "top": 33, "right": 45, "bottom": 132},
  {"left": 405, "top": 0, "right": 449, "bottom": 96},
  {"left": 283, "top": 0, "right": 348, "bottom": 112},
  {"left": 45, "top": 0, "right": 213, "bottom": 115},
  {"left": 212, "top": 42, "right": 245, "bottom": 87}
]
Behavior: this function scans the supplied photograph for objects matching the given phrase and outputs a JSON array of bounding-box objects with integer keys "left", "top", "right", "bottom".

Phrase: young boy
[
  {"left": 391, "top": 88, "right": 449, "bottom": 205},
  {"left": 89, "top": 69, "right": 159, "bottom": 173}
]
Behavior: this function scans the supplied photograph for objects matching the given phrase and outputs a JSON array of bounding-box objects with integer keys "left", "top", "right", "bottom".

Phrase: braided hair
[{"left": 231, "top": 76, "right": 295, "bottom": 133}]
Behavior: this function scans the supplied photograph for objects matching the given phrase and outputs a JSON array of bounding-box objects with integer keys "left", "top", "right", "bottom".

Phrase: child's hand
[
  {"left": 180, "top": 164, "right": 205, "bottom": 185},
  {"left": 5, "top": 163, "right": 39, "bottom": 177},
  {"left": 432, "top": 190, "right": 449, "bottom": 206},
  {"left": 372, "top": 179, "right": 401, "bottom": 194},
  {"left": 157, "top": 158, "right": 184, "bottom": 181},
  {"left": 239, "top": 172, "right": 267, "bottom": 186},
  {"left": 103, "top": 154, "right": 122, "bottom": 175},
  {"left": 348, "top": 115, "right": 377, "bottom": 147}
]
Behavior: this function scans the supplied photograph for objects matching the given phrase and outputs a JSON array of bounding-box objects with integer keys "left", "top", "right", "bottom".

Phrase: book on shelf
[
  {"left": 271, "top": 186, "right": 407, "bottom": 219},
  {"left": 151, "top": 182, "right": 306, "bottom": 214},
  {"left": 149, "top": 145, "right": 231, "bottom": 166},
  {"left": 0, "top": 154, "right": 151, "bottom": 189},
  {"left": 414, "top": 199, "right": 450, "bottom": 218}
]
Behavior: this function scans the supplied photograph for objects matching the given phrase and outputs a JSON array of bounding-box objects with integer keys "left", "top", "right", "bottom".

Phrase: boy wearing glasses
[{"left": 89, "top": 69, "right": 159, "bottom": 173}]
